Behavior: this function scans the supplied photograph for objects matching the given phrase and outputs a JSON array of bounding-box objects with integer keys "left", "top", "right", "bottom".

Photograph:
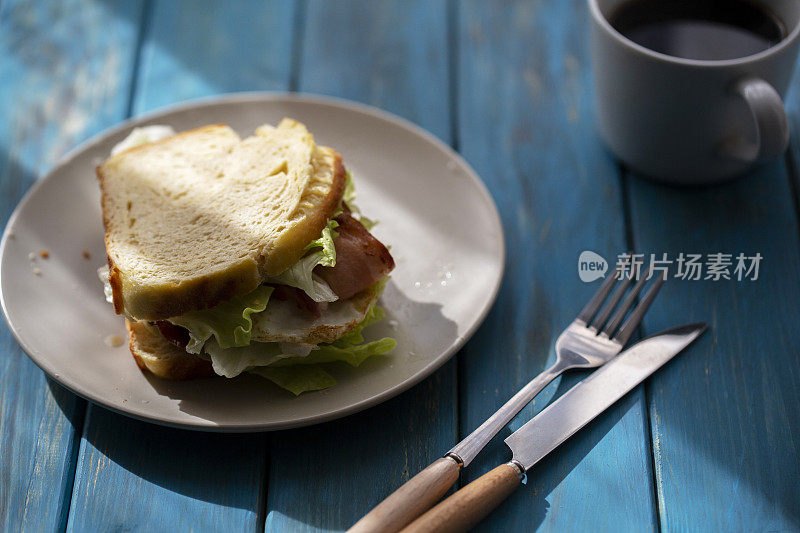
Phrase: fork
[{"left": 349, "top": 258, "right": 665, "bottom": 533}]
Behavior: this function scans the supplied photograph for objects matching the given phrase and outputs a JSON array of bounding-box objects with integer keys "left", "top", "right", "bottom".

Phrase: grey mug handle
[{"left": 720, "top": 77, "right": 789, "bottom": 162}]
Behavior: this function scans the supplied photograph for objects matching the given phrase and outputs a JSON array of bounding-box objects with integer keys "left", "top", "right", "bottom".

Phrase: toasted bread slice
[
  {"left": 100, "top": 119, "right": 346, "bottom": 320},
  {"left": 127, "top": 320, "right": 213, "bottom": 380}
]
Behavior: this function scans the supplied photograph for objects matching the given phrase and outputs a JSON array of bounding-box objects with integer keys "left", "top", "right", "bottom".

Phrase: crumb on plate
[
  {"left": 82, "top": 250, "right": 91, "bottom": 260},
  {"left": 32, "top": 268, "right": 42, "bottom": 276},
  {"left": 39, "top": 249, "right": 49, "bottom": 259},
  {"left": 104, "top": 334, "right": 124, "bottom": 347}
]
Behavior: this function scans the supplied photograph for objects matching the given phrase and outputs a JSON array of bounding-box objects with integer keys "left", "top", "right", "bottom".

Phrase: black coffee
[{"left": 609, "top": 0, "right": 786, "bottom": 60}]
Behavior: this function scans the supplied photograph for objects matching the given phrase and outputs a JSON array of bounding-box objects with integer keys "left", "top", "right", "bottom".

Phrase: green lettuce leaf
[
  {"left": 266, "top": 252, "right": 338, "bottom": 302},
  {"left": 248, "top": 327, "right": 395, "bottom": 394},
  {"left": 203, "top": 338, "right": 286, "bottom": 377},
  {"left": 250, "top": 366, "right": 337, "bottom": 396},
  {"left": 358, "top": 215, "right": 378, "bottom": 231},
  {"left": 303, "top": 218, "right": 338, "bottom": 266},
  {"left": 343, "top": 170, "right": 357, "bottom": 206},
  {"left": 168, "top": 286, "right": 273, "bottom": 353},
  {"left": 265, "top": 218, "right": 339, "bottom": 301},
  {"left": 334, "top": 304, "right": 385, "bottom": 346},
  {"left": 341, "top": 170, "right": 378, "bottom": 230},
  {"left": 271, "top": 337, "right": 396, "bottom": 368}
]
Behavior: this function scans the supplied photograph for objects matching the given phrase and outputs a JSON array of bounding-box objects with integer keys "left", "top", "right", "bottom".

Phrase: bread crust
[
  {"left": 262, "top": 147, "right": 347, "bottom": 275},
  {"left": 99, "top": 122, "right": 347, "bottom": 321}
]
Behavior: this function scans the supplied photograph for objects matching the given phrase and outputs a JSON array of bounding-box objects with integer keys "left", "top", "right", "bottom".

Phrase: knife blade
[
  {"left": 401, "top": 323, "right": 707, "bottom": 533},
  {"left": 506, "top": 322, "right": 706, "bottom": 470}
]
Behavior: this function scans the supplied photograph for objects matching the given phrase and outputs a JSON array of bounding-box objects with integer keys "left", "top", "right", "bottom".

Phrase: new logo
[{"left": 578, "top": 250, "right": 608, "bottom": 282}]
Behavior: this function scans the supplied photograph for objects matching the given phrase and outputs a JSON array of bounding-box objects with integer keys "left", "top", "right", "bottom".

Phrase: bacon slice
[
  {"left": 315, "top": 209, "right": 394, "bottom": 300},
  {"left": 154, "top": 320, "right": 190, "bottom": 350}
]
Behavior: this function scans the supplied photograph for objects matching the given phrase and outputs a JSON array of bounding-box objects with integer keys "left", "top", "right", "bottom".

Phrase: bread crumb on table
[
  {"left": 82, "top": 250, "right": 91, "bottom": 260},
  {"left": 28, "top": 252, "right": 35, "bottom": 261},
  {"left": 39, "top": 249, "right": 49, "bottom": 259},
  {"left": 32, "top": 268, "right": 42, "bottom": 276}
]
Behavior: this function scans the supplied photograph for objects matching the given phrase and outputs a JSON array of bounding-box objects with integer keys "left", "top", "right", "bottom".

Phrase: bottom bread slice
[{"left": 126, "top": 320, "right": 214, "bottom": 380}]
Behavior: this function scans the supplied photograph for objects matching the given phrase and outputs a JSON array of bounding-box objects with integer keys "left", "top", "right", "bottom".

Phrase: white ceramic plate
[{"left": 0, "top": 94, "right": 504, "bottom": 431}]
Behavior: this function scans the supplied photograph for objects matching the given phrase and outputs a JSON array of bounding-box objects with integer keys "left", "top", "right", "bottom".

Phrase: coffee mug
[{"left": 589, "top": 0, "right": 800, "bottom": 184}]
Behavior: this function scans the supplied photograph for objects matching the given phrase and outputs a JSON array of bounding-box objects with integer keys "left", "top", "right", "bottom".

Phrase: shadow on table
[
  {"left": 47, "top": 378, "right": 270, "bottom": 518},
  {"left": 46, "top": 362, "right": 463, "bottom": 529}
]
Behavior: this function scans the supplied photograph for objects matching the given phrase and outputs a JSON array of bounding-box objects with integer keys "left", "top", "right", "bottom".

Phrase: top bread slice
[{"left": 99, "top": 119, "right": 346, "bottom": 321}]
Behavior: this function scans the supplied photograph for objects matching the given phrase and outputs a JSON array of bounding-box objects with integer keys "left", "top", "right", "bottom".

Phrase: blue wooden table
[{"left": 2, "top": 1, "right": 799, "bottom": 531}]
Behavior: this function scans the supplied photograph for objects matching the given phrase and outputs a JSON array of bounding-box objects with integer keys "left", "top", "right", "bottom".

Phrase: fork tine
[
  {"left": 577, "top": 264, "right": 621, "bottom": 324},
  {"left": 588, "top": 274, "right": 633, "bottom": 331},
  {"left": 613, "top": 274, "right": 665, "bottom": 345},
  {"left": 601, "top": 263, "right": 653, "bottom": 337}
]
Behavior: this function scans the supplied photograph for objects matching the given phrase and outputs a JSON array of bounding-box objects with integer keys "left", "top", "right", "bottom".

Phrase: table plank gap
[
  {"left": 446, "top": 0, "right": 464, "bottom": 489},
  {"left": 447, "top": 0, "right": 461, "bottom": 153},
  {"left": 288, "top": 0, "right": 306, "bottom": 93},
  {"left": 619, "top": 164, "right": 638, "bottom": 252},
  {"left": 621, "top": 168, "right": 668, "bottom": 533},
  {"left": 123, "top": 0, "right": 153, "bottom": 119},
  {"left": 447, "top": 4, "right": 467, "bottom": 486},
  {"left": 640, "top": 381, "right": 664, "bottom": 533},
  {"left": 257, "top": 437, "right": 272, "bottom": 533},
  {"left": 56, "top": 397, "right": 87, "bottom": 533},
  {"left": 621, "top": 168, "right": 666, "bottom": 532}
]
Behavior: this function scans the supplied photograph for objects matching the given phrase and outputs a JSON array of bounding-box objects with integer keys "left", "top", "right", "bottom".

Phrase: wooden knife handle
[
  {"left": 399, "top": 463, "right": 523, "bottom": 533},
  {"left": 349, "top": 456, "right": 461, "bottom": 533}
]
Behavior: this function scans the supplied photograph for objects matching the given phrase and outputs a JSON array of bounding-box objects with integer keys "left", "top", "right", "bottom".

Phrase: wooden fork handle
[
  {"left": 348, "top": 456, "right": 461, "bottom": 533},
  {"left": 400, "top": 463, "right": 523, "bottom": 533}
]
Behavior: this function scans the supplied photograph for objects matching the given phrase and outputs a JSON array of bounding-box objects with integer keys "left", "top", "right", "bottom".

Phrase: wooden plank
[
  {"left": 627, "top": 115, "right": 800, "bottom": 529},
  {"left": 65, "top": 1, "right": 295, "bottom": 531},
  {"left": 0, "top": 0, "right": 145, "bottom": 530},
  {"left": 295, "top": 0, "right": 450, "bottom": 142},
  {"left": 132, "top": 0, "right": 296, "bottom": 113},
  {"left": 67, "top": 408, "right": 268, "bottom": 532},
  {"left": 456, "top": 1, "right": 659, "bottom": 531},
  {"left": 264, "top": 2, "right": 458, "bottom": 531}
]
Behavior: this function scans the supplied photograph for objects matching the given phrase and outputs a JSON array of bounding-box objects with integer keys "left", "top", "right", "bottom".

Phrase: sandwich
[{"left": 97, "top": 119, "right": 396, "bottom": 395}]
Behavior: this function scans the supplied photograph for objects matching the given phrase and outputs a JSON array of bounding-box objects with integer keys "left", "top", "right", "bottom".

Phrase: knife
[{"left": 399, "top": 322, "right": 707, "bottom": 533}]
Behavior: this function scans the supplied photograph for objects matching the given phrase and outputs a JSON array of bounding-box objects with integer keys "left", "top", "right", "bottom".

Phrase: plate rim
[{"left": 0, "top": 92, "right": 506, "bottom": 431}]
